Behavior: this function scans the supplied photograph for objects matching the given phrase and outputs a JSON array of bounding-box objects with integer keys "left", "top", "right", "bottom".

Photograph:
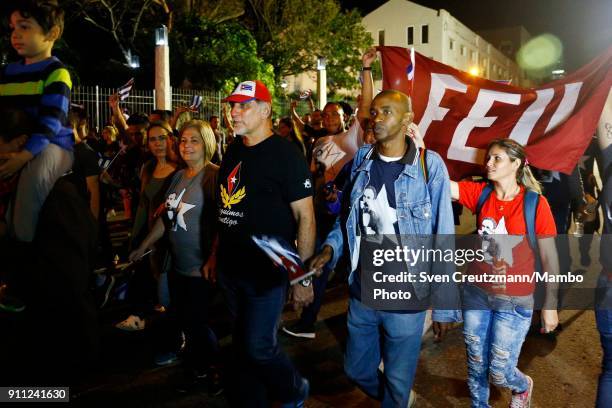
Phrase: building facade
[{"left": 285, "top": 0, "right": 532, "bottom": 105}]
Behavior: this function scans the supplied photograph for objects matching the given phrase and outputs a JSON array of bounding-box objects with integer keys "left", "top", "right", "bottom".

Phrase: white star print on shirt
[
  {"left": 166, "top": 188, "right": 196, "bottom": 231},
  {"left": 478, "top": 216, "right": 523, "bottom": 266}
]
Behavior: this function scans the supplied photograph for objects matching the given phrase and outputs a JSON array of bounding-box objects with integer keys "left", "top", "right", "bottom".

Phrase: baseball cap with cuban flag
[{"left": 222, "top": 80, "right": 272, "bottom": 103}]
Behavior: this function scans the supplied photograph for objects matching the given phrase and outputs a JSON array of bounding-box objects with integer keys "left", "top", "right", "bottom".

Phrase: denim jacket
[{"left": 323, "top": 140, "right": 462, "bottom": 322}]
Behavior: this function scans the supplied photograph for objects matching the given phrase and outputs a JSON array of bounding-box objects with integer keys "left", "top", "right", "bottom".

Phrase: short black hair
[
  {"left": 126, "top": 112, "right": 149, "bottom": 127},
  {"left": 338, "top": 101, "right": 353, "bottom": 117},
  {"left": 9, "top": 0, "right": 65, "bottom": 37},
  {"left": 150, "top": 109, "right": 172, "bottom": 122}
]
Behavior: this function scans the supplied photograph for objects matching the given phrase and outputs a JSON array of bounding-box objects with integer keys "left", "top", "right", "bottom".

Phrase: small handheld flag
[
  {"left": 252, "top": 235, "right": 316, "bottom": 285},
  {"left": 118, "top": 78, "right": 135, "bottom": 101},
  {"left": 299, "top": 89, "right": 312, "bottom": 100},
  {"left": 189, "top": 95, "right": 202, "bottom": 110}
]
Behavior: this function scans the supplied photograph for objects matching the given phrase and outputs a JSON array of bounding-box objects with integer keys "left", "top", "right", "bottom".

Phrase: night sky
[{"left": 343, "top": 0, "right": 612, "bottom": 72}]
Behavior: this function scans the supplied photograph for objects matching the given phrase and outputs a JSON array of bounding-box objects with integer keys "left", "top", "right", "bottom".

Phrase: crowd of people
[{"left": 0, "top": 1, "right": 610, "bottom": 408}]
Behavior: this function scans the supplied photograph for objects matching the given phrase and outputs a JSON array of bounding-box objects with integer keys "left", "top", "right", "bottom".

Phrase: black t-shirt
[
  {"left": 217, "top": 135, "right": 313, "bottom": 284},
  {"left": 68, "top": 142, "right": 101, "bottom": 201}
]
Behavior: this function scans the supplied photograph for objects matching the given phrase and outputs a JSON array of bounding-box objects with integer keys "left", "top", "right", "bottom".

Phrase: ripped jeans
[{"left": 462, "top": 284, "right": 533, "bottom": 408}]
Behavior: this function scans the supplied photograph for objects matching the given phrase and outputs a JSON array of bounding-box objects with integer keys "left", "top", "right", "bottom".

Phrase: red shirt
[{"left": 458, "top": 181, "right": 557, "bottom": 296}]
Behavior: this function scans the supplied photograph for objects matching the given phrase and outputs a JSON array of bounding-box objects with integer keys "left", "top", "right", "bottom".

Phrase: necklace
[{"left": 497, "top": 185, "right": 521, "bottom": 211}]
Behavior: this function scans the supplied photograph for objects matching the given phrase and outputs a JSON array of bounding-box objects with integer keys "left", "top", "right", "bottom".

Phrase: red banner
[{"left": 378, "top": 46, "right": 612, "bottom": 180}]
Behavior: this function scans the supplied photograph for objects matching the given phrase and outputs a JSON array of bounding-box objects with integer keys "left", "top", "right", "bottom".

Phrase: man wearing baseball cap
[{"left": 210, "top": 79, "right": 316, "bottom": 407}]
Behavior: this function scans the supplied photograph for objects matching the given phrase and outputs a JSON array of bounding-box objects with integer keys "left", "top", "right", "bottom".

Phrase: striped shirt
[{"left": 0, "top": 56, "right": 74, "bottom": 156}]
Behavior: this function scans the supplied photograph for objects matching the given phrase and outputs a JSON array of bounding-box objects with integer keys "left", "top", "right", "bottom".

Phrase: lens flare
[{"left": 517, "top": 34, "right": 563, "bottom": 77}]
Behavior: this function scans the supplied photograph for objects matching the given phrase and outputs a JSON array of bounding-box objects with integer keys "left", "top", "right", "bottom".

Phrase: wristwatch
[{"left": 300, "top": 277, "right": 312, "bottom": 287}]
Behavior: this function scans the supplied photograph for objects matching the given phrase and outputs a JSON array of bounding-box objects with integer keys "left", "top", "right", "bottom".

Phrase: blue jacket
[{"left": 323, "top": 140, "right": 461, "bottom": 322}]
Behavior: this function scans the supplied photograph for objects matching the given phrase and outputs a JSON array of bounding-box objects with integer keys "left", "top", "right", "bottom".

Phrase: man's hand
[
  {"left": 540, "top": 309, "right": 559, "bottom": 334},
  {"left": 307, "top": 245, "right": 333, "bottom": 277},
  {"left": 0, "top": 150, "right": 33, "bottom": 179},
  {"left": 432, "top": 321, "right": 452, "bottom": 342},
  {"left": 362, "top": 47, "right": 377, "bottom": 68},
  {"left": 290, "top": 284, "right": 314, "bottom": 310},
  {"left": 201, "top": 253, "right": 217, "bottom": 283}
]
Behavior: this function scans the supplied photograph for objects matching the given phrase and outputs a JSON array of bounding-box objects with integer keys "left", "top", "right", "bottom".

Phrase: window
[
  {"left": 421, "top": 25, "right": 429, "bottom": 44},
  {"left": 378, "top": 30, "right": 385, "bottom": 46},
  {"left": 470, "top": 50, "right": 476, "bottom": 62},
  {"left": 449, "top": 39, "right": 454, "bottom": 50},
  {"left": 460, "top": 45, "right": 466, "bottom": 56},
  {"left": 407, "top": 26, "right": 414, "bottom": 45}
]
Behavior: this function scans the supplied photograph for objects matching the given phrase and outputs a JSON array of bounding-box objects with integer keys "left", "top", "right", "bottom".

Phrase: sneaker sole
[
  {"left": 526, "top": 376, "right": 533, "bottom": 408},
  {"left": 281, "top": 327, "right": 315, "bottom": 339}
]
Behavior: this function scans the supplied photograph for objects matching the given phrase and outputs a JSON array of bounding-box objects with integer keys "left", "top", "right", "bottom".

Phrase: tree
[
  {"left": 65, "top": 0, "right": 169, "bottom": 66},
  {"left": 170, "top": 14, "right": 274, "bottom": 93},
  {"left": 243, "top": 0, "right": 372, "bottom": 92}
]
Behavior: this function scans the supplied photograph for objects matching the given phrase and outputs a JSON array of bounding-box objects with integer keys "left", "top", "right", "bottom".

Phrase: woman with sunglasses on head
[{"left": 412, "top": 129, "right": 559, "bottom": 408}]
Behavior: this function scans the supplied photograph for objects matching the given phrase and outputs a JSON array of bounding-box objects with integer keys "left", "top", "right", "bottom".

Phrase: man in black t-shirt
[{"left": 213, "top": 80, "right": 315, "bottom": 407}]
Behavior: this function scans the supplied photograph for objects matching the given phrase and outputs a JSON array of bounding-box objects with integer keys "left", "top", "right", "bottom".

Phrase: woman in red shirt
[
  {"left": 450, "top": 139, "right": 559, "bottom": 408},
  {"left": 411, "top": 128, "right": 560, "bottom": 408}
]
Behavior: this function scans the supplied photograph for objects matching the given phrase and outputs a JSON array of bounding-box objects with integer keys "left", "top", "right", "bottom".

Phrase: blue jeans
[
  {"left": 462, "top": 285, "right": 533, "bottom": 408},
  {"left": 345, "top": 297, "right": 425, "bottom": 408},
  {"left": 219, "top": 271, "right": 304, "bottom": 407}
]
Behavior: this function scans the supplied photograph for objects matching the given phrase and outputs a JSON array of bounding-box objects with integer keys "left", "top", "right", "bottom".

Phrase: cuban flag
[
  {"left": 189, "top": 95, "right": 202, "bottom": 110},
  {"left": 299, "top": 89, "right": 312, "bottom": 100},
  {"left": 118, "top": 78, "right": 135, "bottom": 101},
  {"left": 251, "top": 235, "right": 316, "bottom": 285},
  {"left": 405, "top": 47, "right": 415, "bottom": 95},
  {"left": 240, "top": 83, "right": 253, "bottom": 91}
]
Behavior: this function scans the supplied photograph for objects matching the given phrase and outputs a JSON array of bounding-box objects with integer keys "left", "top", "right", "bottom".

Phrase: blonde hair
[
  {"left": 487, "top": 138, "right": 542, "bottom": 194},
  {"left": 179, "top": 119, "right": 216, "bottom": 163},
  {"left": 103, "top": 125, "right": 118, "bottom": 142}
]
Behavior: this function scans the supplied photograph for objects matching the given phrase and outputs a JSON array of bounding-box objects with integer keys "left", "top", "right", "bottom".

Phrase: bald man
[{"left": 308, "top": 87, "right": 461, "bottom": 407}]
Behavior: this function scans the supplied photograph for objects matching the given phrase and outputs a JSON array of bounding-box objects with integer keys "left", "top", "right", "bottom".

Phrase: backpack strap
[
  {"left": 475, "top": 182, "right": 494, "bottom": 217},
  {"left": 523, "top": 189, "right": 542, "bottom": 271}
]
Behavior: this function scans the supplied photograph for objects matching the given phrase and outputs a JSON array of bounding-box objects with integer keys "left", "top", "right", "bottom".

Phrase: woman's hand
[
  {"left": 540, "top": 309, "right": 559, "bottom": 333},
  {"left": 407, "top": 122, "right": 424, "bottom": 149},
  {"left": 129, "top": 245, "right": 148, "bottom": 263}
]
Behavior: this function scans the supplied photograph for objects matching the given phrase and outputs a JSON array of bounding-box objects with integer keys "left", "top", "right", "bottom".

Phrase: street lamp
[
  {"left": 155, "top": 25, "right": 168, "bottom": 46},
  {"left": 128, "top": 50, "right": 140, "bottom": 69},
  {"left": 316, "top": 56, "right": 327, "bottom": 109},
  {"left": 154, "top": 25, "right": 170, "bottom": 110}
]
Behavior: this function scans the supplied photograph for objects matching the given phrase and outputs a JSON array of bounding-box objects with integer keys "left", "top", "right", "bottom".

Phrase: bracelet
[{"left": 361, "top": 66, "right": 372, "bottom": 71}]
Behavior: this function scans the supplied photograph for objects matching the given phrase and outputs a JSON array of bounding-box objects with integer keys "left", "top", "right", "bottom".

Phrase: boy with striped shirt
[{"left": 0, "top": 0, "right": 74, "bottom": 242}]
